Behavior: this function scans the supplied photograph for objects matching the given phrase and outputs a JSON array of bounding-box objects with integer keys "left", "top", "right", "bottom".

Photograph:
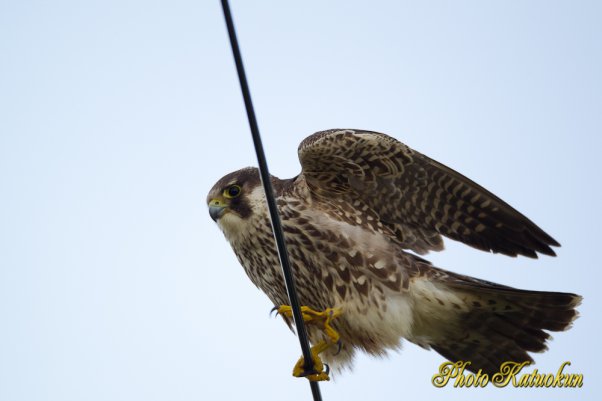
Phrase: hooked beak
[{"left": 208, "top": 199, "right": 227, "bottom": 222}]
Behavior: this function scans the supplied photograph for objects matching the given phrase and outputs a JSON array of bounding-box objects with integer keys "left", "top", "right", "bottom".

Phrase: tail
[{"left": 409, "top": 267, "right": 582, "bottom": 375}]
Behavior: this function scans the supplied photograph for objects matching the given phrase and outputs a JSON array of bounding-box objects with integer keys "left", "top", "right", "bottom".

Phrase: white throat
[{"left": 217, "top": 185, "right": 267, "bottom": 245}]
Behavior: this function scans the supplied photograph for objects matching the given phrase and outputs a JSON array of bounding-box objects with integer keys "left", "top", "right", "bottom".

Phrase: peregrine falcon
[{"left": 207, "top": 129, "right": 581, "bottom": 380}]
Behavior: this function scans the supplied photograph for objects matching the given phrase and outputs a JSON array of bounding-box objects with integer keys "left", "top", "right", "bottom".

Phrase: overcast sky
[{"left": 0, "top": 1, "right": 600, "bottom": 400}]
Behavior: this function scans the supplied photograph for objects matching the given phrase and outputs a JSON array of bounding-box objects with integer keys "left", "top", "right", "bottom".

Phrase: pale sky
[{"left": 0, "top": 1, "right": 600, "bottom": 400}]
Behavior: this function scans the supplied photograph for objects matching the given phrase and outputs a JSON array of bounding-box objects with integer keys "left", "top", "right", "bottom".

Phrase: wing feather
[{"left": 298, "top": 129, "right": 559, "bottom": 258}]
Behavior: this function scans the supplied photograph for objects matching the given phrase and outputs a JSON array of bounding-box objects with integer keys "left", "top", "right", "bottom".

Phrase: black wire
[{"left": 220, "top": 1, "right": 323, "bottom": 400}]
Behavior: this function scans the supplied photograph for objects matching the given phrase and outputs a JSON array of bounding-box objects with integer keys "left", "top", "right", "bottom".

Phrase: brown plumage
[{"left": 207, "top": 129, "right": 581, "bottom": 375}]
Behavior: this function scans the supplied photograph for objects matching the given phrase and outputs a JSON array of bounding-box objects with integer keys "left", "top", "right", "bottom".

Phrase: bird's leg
[{"left": 275, "top": 305, "right": 343, "bottom": 381}]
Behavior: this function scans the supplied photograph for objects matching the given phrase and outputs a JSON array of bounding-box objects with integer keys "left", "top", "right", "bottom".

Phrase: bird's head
[{"left": 206, "top": 167, "right": 264, "bottom": 237}]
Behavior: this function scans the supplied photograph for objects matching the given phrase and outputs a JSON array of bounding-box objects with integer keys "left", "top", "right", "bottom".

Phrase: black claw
[
  {"left": 270, "top": 306, "right": 279, "bottom": 317},
  {"left": 324, "top": 363, "right": 330, "bottom": 376},
  {"left": 334, "top": 340, "right": 342, "bottom": 356}
]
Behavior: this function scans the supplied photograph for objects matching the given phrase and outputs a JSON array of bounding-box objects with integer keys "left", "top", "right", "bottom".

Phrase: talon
[
  {"left": 334, "top": 340, "right": 342, "bottom": 356},
  {"left": 274, "top": 305, "right": 294, "bottom": 319},
  {"left": 270, "top": 305, "right": 279, "bottom": 317}
]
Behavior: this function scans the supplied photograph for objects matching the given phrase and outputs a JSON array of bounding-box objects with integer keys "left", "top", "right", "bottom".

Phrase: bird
[{"left": 206, "top": 129, "right": 581, "bottom": 380}]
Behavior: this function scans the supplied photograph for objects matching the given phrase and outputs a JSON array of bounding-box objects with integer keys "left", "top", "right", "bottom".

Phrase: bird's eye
[{"left": 224, "top": 185, "right": 241, "bottom": 198}]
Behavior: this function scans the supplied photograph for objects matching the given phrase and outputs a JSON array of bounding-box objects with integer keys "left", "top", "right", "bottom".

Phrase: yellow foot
[
  {"left": 292, "top": 341, "right": 331, "bottom": 381},
  {"left": 274, "top": 305, "right": 343, "bottom": 381},
  {"left": 275, "top": 305, "right": 342, "bottom": 343}
]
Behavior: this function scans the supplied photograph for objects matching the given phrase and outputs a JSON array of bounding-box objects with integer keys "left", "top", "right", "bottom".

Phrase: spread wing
[{"left": 297, "top": 129, "right": 559, "bottom": 258}]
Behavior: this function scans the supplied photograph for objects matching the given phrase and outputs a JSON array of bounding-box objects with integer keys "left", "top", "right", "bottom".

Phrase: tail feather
[{"left": 410, "top": 267, "right": 581, "bottom": 375}]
